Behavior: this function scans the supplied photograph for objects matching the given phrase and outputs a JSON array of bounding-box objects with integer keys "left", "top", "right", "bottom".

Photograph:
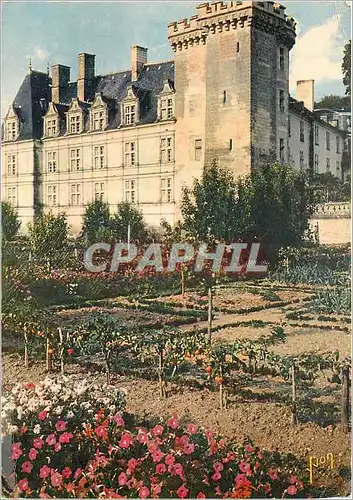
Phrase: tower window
[
  {"left": 300, "top": 121, "right": 305, "bottom": 142},
  {"left": 279, "top": 138, "right": 285, "bottom": 161},
  {"left": 279, "top": 47, "right": 285, "bottom": 70},
  {"left": 236, "top": 42, "right": 240, "bottom": 53},
  {"left": 229, "top": 139, "right": 233, "bottom": 151},
  {"left": 194, "top": 139, "right": 202, "bottom": 161},
  {"left": 223, "top": 90, "right": 227, "bottom": 104},
  {"left": 279, "top": 90, "right": 285, "bottom": 113}
]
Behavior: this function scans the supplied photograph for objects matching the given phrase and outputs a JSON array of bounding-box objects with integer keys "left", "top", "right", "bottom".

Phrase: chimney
[
  {"left": 297, "top": 80, "right": 314, "bottom": 112},
  {"left": 77, "top": 53, "right": 95, "bottom": 102},
  {"left": 51, "top": 64, "right": 70, "bottom": 103},
  {"left": 131, "top": 45, "right": 148, "bottom": 81}
]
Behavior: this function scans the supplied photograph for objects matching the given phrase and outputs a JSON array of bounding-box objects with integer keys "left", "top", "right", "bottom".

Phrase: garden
[{"left": 1, "top": 163, "right": 351, "bottom": 498}]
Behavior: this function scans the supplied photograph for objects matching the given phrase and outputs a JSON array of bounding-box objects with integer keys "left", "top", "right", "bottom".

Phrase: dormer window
[
  {"left": 46, "top": 118, "right": 57, "bottom": 137},
  {"left": 70, "top": 114, "right": 81, "bottom": 134},
  {"left": 90, "top": 93, "right": 108, "bottom": 132},
  {"left": 157, "top": 80, "right": 175, "bottom": 121},
  {"left": 5, "top": 106, "right": 20, "bottom": 141},
  {"left": 121, "top": 86, "right": 139, "bottom": 126},
  {"left": 43, "top": 103, "right": 61, "bottom": 139},
  {"left": 66, "top": 98, "right": 84, "bottom": 135}
]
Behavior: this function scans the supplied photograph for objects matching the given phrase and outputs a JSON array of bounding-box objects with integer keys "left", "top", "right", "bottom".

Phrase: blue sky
[{"left": 1, "top": 1, "right": 351, "bottom": 117}]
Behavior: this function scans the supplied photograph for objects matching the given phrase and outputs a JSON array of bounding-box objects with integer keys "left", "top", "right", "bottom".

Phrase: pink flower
[
  {"left": 239, "top": 461, "right": 251, "bottom": 474},
  {"left": 173, "top": 463, "right": 184, "bottom": 477},
  {"left": 24, "top": 383, "right": 35, "bottom": 390},
  {"left": 183, "top": 442, "right": 195, "bottom": 455},
  {"left": 176, "top": 485, "right": 189, "bottom": 498},
  {"left": 152, "top": 424, "right": 164, "bottom": 436},
  {"left": 54, "top": 442, "right": 62, "bottom": 452},
  {"left": 51, "top": 472, "right": 62, "bottom": 487},
  {"left": 113, "top": 414, "right": 125, "bottom": 426},
  {"left": 235, "top": 474, "right": 247, "bottom": 487},
  {"left": 152, "top": 484, "right": 162, "bottom": 496},
  {"left": 38, "top": 410, "right": 48, "bottom": 421},
  {"left": 39, "top": 465, "right": 51, "bottom": 479},
  {"left": 95, "top": 425, "right": 108, "bottom": 439},
  {"left": 74, "top": 468, "right": 83, "bottom": 479},
  {"left": 118, "top": 472, "right": 128, "bottom": 486},
  {"left": 290, "top": 475, "right": 298, "bottom": 484},
  {"left": 156, "top": 463, "right": 166, "bottom": 474},
  {"left": 119, "top": 433, "right": 133, "bottom": 449},
  {"left": 197, "top": 493, "right": 206, "bottom": 498},
  {"left": 137, "top": 430, "right": 148, "bottom": 444},
  {"left": 187, "top": 423, "right": 198, "bottom": 434},
  {"left": 167, "top": 415, "right": 179, "bottom": 429},
  {"left": 11, "top": 443, "right": 22, "bottom": 460},
  {"left": 59, "top": 432, "right": 73, "bottom": 443},
  {"left": 67, "top": 348, "right": 73, "bottom": 355},
  {"left": 128, "top": 458, "right": 138, "bottom": 470},
  {"left": 244, "top": 444, "right": 255, "bottom": 453},
  {"left": 55, "top": 420, "right": 67, "bottom": 432},
  {"left": 21, "top": 461, "right": 33, "bottom": 473},
  {"left": 62, "top": 467, "right": 72, "bottom": 479},
  {"left": 139, "top": 486, "right": 150, "bottom": 498},
  {"left": 29, "top": 448, "right": 38, "bottom": 460},
  {"left": 165, "top": 454, "right": 175, "bottom": 465},
  {"left": 211, "top": 472, "right": 221, "bottom": 481},
  {"left": 213, "top": 461, "right": 224, "bottom": 472},
  {"left": 33, "top": 437, "right": 44, "bottom": 449},
  {"left": 18, "top": 479, "right": 29, "bottom": 491},
  {"left": 152, "top": 450, "right": 164, "bottom": 463},
  {"left": 269, "top": 468, "right": 278, "bottom": 481},
  {"left": 287, "top": 485, "right": 298, "bottom": 496},
  {"left": 46, "top": 434, "right": 56, "bottom": 446}
]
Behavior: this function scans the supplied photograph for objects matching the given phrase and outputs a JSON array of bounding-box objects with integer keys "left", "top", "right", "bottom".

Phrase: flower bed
[{"left": 3, "top": 378, "right": 308, "bottom": 498}]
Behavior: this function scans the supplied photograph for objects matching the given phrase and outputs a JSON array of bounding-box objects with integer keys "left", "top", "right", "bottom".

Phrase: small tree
[
  {"left": 181, "top": 160, "right": 238, "bottom": 243},
  {"left": 342, "top": 40, "right": 351, "bottom": 97},
  {"left": 2, "top": 201, "right": 21, "bottom": 242},
  {"left": 28, "top": 212, "right": 68, "bottom": 268},
  {"left": 82, "top": 199, "right": 112, "bottom": 245},
  {"left": 112, "top": 201, "right": 149, "bottom": 242}
]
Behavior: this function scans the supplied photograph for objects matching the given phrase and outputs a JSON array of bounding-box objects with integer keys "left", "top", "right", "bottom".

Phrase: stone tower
[{"left": 168, "top": 0, "right": 296, "bottom": 214}]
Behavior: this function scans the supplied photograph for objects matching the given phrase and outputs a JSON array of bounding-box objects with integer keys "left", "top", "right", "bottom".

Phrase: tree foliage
[
  {"left": 82, "top": 199, "right": 112, "bottom": 245},
  {"left": 310, "top": 172, "right": 351, "bottom": 203},
  {"left": 181, "top": 162, "right": 314, "bottom": 262},
  {"left": 111, "top": 201, "right": 149, "bottom": 242},
  {"left": 28, "top": 212, "right": 69, "bottom": 267},
  {"left": 342, "top": 40, "right": 351, "bottom": 97},
  {"left": 2, "top": 201, "right": 21, "bottom": 242},
  {"left": 314, "top": 94, "right": 351, "bottom": 111}
]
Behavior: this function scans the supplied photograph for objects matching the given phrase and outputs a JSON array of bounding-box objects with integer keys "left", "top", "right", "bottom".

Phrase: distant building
[{"left": 1, "top": 0, "right": 346, "bottom": 234}]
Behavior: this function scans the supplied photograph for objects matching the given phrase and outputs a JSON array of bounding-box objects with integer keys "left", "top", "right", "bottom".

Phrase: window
[
  {"left": 279, "top": 47, "right": 285, "bottom": 70},
  {"left": 236, "top": 42, "right": 240, "bottom": 53},
  {"left": 6, "top": 121, "right": 17, "bottom": 141},
  {"left": 7, "top": 186, "right": 17, "bottom": 205},
  {"left": 47, "top": 151, "right": 57, "bottom": 173},
  {"left": 326, "top": 158, "right": 330, "bottom": 172},
  {"left": 279, "top": 138, "right": 285, "bottom": 161},
  {"left": 160, "top": 97, "right": 174, "bottom": 120},
  {"left": 92, "top": 110, "right": 106, "bottom": 131},
  {"left": 223, "top": 91, "right": 227, "bottom": 104},
  {"left": 46, "top": 119, "right": 57, "bottom": 137},
  {"left": 195, "top": 139, "right": 202, "bottom": 161},
  {"left": 94, "top": 146, "right": 105, "bottom": 169},
  {"left": 336, "top": 136, "right": 340, "bottom": 153},
  {"left": 299, "top": 151, "right": 304, "bottom": 171},
  {"left": 124, "top": 104, "right": 135, "bottom": 125},
  {"left": 124, "top": 142, "right": 136, "bottom": 166},
  {"left": 161, "top": 177, "right": 173, "bottom": 203},
  {"left": 314, "top": 125, "right": 319, "bottom": 145},
  {"left": 161, "top": 137, "right": 173, "bottom": 163},
  {"left": 94, "top": 182, "right": 105, "bottom": 201},
  {"left": 336, "top": 161, "right": 340, "bottom": 176},
  {"left": 70, "top": 183, "right": 81, "bottom": 205},
  {"left": 300, "top": 121, "right": 304, "bottom": 142},
  {"left": 70, "top": 149, "right": 81, "bottom": 171},
  {"left": 47, "top": 185, "right": 57, "bottom": 206},
  {"left": 326, "top": 131, "right": 330, "bottom": 150},
  {"left": 124, "top": 180, "right": 136, "bottom": 203},
  {"left": 229, "top": 138, "right": 233, "bottom": 151},
  {"left": 279, "top": 90, "right": 285, "bottom": 113},
  {"left": 70, "top": 115, "right": 81, "bottom": 134},
  {"left": 7, "top": 154, "right": 17, "bottom": 175},
  {"left": 288, "top": 117, "right": 291, "bottom": 137},
  {"left": 314, "top": 153, "right": 319, "bottom": 173}
]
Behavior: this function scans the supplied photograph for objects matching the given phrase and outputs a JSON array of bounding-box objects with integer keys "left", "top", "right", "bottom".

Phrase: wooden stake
[
  {"left": 24, "top": 331, "right": 29, "bottom": 367},
  {"left": 58, "top": 328, "right": 64, "bottom": 375},
  {"left": 207, "top": 286, "right": 213, "bottom": 345},
  {"left": 158, "top": 349, "right": 165, "bottom": 398},
  {"left": 46, "top": 337, "right": 51, "bottom": 372},
  {"left": 181, "top": 266, "right": 185, "bottom": 299},
  {"left": 219, "top": 366, "right": 224, "bottom": 410},
  {"left": 341, "top": 367, "right": 349, "bottom": 433},
  {"left": 291, "top": 365, "right": 297, "bottom": 425}
]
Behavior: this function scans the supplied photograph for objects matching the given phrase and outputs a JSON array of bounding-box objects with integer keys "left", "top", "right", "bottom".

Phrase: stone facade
[{"left": 1, "top": 0, "right": 347, "bottom": 234}]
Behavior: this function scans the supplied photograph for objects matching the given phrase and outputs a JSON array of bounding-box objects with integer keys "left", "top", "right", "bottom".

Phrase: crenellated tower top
[{"left": 168, "top": 0, "right": 296, "bottom": 51}]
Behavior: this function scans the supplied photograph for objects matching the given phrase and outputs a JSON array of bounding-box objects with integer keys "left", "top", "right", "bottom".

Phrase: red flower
[
  {"left": 39, "top": 465, "right": 51, "bottom": 479},
  {"left": 152, "top": 450, "right": 164, "bottom": 463},
  {"left": 95, "top": 425, "right": 108, "bottom": 439},
  {"left": 113, "top": 414, "right": 125, "bottom": 426},
  {"left": 59, "top": 432, "right": 73, "bottom": 443},
  {"left": 55, "top": 420, "right": 67, "bottom": 432},
  {"left": 197, "top": 493, "right": 206, "bottom": 498},
  {"left": 165, "top": 454, "right": 175, "bottom": 465},
  {"left": 128, "top": 458, "right": 138, "bottom": 470},
  {"left": 167, "top": 415, "right": 179, "bottom": 429},
  {"left": 183, "top": 443, "right": 195, "bottom": 455},
  {"left": 67, "top": 348, "right": 74, "bottom": 355},
  {"left": 24, "top": 383, "right": 35, "bottom": 390},
  {"left": 118, "top": 472, "right": 128, "bottom": 486},
  {"left": 176, "top": 485, "right": 189, "bottom": 498},
  {"left": 239, "top": 461, "right": 251, "bottom": 475},
  {"left": 268, "top": 468, "right": 278, "bottom": 481},
  {"left": 38, "top": 410, "right": 48, "bottom": 421},
  {"left": 33, "top": 437, "right": 44, "bottom": 450},
  {"left": 17, "top": 479, "right": 29, "bottom": 492},
  {"left": 11, "top": 443, "right": 22, "bottom": 460},
  {"left": 119, "top": 432, "right": 133, "bottom": 449},
  {"left": 28, "top": 448, "right": 38, "bottom": 460},
  {"left": 62, "top": 467, "right": 72, "bottom": 479},
  {"left": 51, "top": 472, "right": 63, "bottom": 487},
  {"left": 138, "top": 486, "right": 150, "bottom": 498},
  {"left": 156, "top": 463, "right": 166, "bottom": 474},
  {"left": 46, "top": 434, "right": 56, "bottom": 446},
  {"left": 152, "top": 424, "right": 164, "bottom": 436},
  {"left": 187, "top": 423, "right": 198, "bottom": 435},
  {"left": 21, "top": 461, "right": 33, "bottom": 473}
]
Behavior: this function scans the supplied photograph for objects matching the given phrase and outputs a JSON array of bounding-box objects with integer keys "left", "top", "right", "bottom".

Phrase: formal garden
[{"left": 2, "top": 163, "right": 351, "bottom": 498}]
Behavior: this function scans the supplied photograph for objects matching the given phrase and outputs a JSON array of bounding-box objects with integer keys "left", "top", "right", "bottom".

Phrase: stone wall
[{"left": 310, "top": 202, "right": 351, "bottom": 245}]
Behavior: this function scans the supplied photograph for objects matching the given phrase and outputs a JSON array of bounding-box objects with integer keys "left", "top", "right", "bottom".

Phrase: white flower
[
  {"left": 55, "top": 406, "right": 63, "bottom": 415},
  {"left": 8, "top": 425, "right": 19, "bottom": 434},
  {"left": 33, "top": 424, "right": 41, "bottom": 434},
  {"left": 66, "top": 411, "right": 74, "bottom": 418}
]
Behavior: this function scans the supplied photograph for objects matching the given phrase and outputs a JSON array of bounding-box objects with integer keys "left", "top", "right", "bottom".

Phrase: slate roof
[{"left": 3, "top": 60, "right": 175, "bottom": 141}]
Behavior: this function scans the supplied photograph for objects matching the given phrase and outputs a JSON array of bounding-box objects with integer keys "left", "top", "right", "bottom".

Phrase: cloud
[
  {"left": 34, "top": 46, "right": 49, "bottom": 61},
  {"left": 290, "top": 16, "right": 345, "bottom": 93}
]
